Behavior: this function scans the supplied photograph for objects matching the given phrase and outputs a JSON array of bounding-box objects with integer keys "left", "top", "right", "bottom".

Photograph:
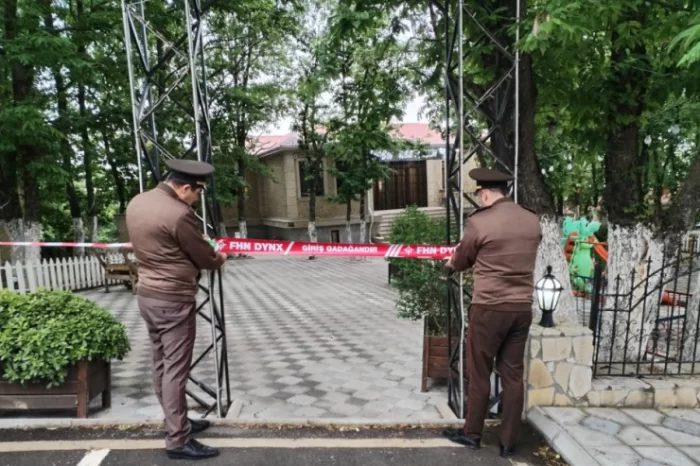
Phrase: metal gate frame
[
  {"left": 120, "top": 0, "right": 232, "bottom": 418},
  {"left": 430, "top": 0, "right": 521, "bottom": 418}
]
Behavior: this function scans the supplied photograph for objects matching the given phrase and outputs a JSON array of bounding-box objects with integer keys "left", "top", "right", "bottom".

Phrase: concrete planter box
[{"left": 0, "top": 359, "right": 112, "bottom": 418}]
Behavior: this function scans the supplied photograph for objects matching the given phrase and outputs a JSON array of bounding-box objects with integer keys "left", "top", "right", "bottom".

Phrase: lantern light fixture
[{"left": 535, "top": 265, "right": 563, "bottom": 328}]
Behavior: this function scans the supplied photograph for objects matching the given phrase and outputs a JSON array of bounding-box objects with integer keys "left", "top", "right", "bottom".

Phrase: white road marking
[
  {"left": 76, "top": 449, "right": 110, "bottom": 466},
  {"left": 0, "top": 438, "right": 461, "bottom": 453}
]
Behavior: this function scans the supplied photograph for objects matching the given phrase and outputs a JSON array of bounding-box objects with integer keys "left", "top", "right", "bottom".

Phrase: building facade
[{"left": 220, "top": 123, "right": 479, "bottom": 242}]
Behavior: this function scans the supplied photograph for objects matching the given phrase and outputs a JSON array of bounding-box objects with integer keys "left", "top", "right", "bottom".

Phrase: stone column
[{"left": 525, "top": 321, "right": 594, "bottom": 409}]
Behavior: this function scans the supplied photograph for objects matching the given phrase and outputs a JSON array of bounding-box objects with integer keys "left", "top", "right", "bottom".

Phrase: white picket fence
[{"left": 0, "top": 255, "right": 127, "bottom": 293}]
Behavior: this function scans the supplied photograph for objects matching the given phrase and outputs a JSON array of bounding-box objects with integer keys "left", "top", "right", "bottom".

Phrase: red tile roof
[
  {"left": 390, "top": 123, "right": 446, "bottom": 146},
  {"left": 250, "top": 123, "right": 448, "bottom": 157}
]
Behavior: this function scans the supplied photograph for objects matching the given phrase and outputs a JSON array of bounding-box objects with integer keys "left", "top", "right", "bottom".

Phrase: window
[
  {"left": 299, "top": 160, "right": 324, "bottom": 197},
  {"left": 335, "top": 161, "right": 349, "bottom": 194}
]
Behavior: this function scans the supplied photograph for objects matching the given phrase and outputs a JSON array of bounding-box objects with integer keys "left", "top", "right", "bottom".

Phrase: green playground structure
[
  {"left": 562, "top": 218, "right": 686, "bottom": 306},
  {"left": 562, "top": 217, "right": 605, "bottom": 294}
]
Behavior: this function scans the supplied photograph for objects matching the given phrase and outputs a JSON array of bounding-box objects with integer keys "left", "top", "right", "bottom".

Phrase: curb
[
  {"left": 526, "top": 407, "right": 600, "bottom": 466},
  {"left": 0, "top": 417, "right": 465, "bottom": 431}
]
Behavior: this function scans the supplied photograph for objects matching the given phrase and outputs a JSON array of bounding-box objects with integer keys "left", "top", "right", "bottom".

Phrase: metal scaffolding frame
[
  {"left": 121, "top": 0, "right": 232, "bottom": 418},
  {"left": 431, "top": 0, "right": 520, "bottom": 418}
]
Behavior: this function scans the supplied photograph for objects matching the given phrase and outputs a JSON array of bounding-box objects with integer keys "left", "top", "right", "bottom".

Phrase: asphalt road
[{"left": 0, "top": 424, "right": 555, "bottom": 466}]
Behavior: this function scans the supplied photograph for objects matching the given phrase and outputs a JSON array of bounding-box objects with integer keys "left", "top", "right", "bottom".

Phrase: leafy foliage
[
  {"left": 671, "top": 14, "right": 700, "bottom": 67},
  {"left": 2, "top": 0, "right": 700, "bottom": 257},
  {"left": 0, "top": 289, "right": 130, "bottom": 386},
  {"left": 521, "top": 0, "right": 700, "bottom": 228},
  {"left": 387, "top": 207, "right": 467, "bottom": 336}
]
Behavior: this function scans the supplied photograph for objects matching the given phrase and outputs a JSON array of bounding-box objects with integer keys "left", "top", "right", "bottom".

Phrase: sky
[{"left": 265, "top": 94, "right": 429, "bottom": 135}]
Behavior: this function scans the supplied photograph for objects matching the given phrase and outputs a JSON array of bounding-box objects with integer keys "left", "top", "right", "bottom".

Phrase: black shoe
[
  {"left": 189, "top": 418, "right": 211, "bottom": 434},
  {"left": 443, "top": 429, "right": 480, "bottom": 450},
  {"left": 166, "top": 439, "right": 220, "bottom": 460},
  {"left": 500, "top": 444, "right": 516, "bottom": 457},
  {"left": 442, "top": 428, "right": 464, "bottom": 438}
]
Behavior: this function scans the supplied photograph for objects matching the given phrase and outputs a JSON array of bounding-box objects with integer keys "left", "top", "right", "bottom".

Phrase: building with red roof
[{"left": 221, "top": 123, "right": 478, "bottom": 242}]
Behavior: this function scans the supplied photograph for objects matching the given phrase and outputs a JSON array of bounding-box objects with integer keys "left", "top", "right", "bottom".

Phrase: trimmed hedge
[{"left": 0, "top": 289, "right": 130, "bottom": 387}]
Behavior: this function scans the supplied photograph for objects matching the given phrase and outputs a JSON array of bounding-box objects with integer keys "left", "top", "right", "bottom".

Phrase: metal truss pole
[
  {"left": 432, "top": 0, "right": 520, "bottom": 418},
  {"left": 456, "top": 0, "right": 466, "bottom": 420},
  {"left": 121, "top": 0, "right": 232, "bottom": 418}
]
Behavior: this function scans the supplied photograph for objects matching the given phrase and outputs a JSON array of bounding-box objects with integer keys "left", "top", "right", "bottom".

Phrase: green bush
[
  {"left": 0, "top": 289, "right": 130, "bottom": 387},
  {"left": 387, "top": 206, "right": 471, "bottom": 336}
]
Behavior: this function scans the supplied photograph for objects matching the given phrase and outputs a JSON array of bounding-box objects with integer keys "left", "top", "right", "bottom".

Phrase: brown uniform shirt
[
  {"left": 451, "top": 198, "right": 541, "bottom": 312},
  {"left": 126, "top": 183, "right": 225, "bottom": 302}
]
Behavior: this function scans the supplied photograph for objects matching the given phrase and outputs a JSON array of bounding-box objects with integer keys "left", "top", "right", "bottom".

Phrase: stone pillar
[{"left": 525, "top": 321, "right": 594, "bottom": 409}]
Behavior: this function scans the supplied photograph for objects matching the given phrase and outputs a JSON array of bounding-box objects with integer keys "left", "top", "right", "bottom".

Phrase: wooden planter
[
  {"left": 0, "top": 359, "right": 111, "bottom": 418},
  {"left": 422, "top": 335, "right": 450, "bottom": 392}
]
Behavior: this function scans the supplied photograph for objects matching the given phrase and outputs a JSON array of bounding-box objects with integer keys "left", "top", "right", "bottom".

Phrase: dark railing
[{"left": 587, "top": 240, "right": 700, "bottom": 377}]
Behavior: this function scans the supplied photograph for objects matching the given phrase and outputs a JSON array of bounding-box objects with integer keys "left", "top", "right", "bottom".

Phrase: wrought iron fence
[
  {"left": 571, "top": 273, "right": 599, "bottom": 327},
  {"left": 588, "top": 240, "right": 700, "bottom": 377}
]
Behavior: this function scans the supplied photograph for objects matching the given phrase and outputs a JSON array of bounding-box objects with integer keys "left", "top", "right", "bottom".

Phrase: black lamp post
[{"left": 535, "top": 265, "right": 563, "bottom": 328}]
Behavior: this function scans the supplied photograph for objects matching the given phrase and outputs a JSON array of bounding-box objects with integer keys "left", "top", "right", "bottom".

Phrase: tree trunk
[
  {"left": 238, "top": 220, "right": 248, "bottom": 240},
  {"left": 663, "top": 152, "right": 700, "bottom": 236},
  {"left": 79, "top": 83, "right": 97, "bottom": 242},
  {"left": 515, "top": 52, "right": 578, "bottom": 322},
  {"left": 43, "top": 0, "right": 84, "bottom": 255},
  {"left": 345, "top": 200, "right": 352, "bottom": 244},
  {"left": 77, "top": 0, "right": 98, "bottom": 242},
  {"left": 237, "top": 159, "right": 247, "bottom": 239},
  {"left": 22, "top": 145, "right": 42, "bottom": 263},
  {"left": 603, "top": 28, "right": 647, "bottom": 227},
  {"left": 591, "top": 160, "right": 600, "bottom": 209},
  {"left": 597, "top": 224, "right": 665, "bottom": 365},
  {"left": 2, "top": 0, "right": 22, "bottom": 264},
  {"left": 359, "top": 191, "right": 367, "bottom": 244},
  {"left": 6, "top": 0, "right": 40, "bottom": 262},
  {"left": 0, "top": 153, "right": 23, "bottom": 263},
  {"left": 681, "top": 269, "right": 700, "bottom": 362},
  {"left": 533, "top": 216, "right": 577, "bottom": 323},
  {"left": 597, "top": 12, "right": 663, "bottom": 363},
  {"left": 104, "top": 132, "right": 127, "bottom": 215}
]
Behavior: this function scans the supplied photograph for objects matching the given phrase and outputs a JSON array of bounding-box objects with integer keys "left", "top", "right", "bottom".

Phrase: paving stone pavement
[
  {"left": 528, "top": 406, "right": 700, "bottom": 466},
  {"left": 82, "top": 256, "right": 449, "bottom": 421}
]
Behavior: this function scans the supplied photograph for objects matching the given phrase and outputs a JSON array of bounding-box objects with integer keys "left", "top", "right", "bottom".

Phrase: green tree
[
  {"left": 291, "top": 0, "right": 336, "bottom": 246},
  {"left": 323, "top": 0, "right": 416, "bottom": 243},
  {"left": 207, "top": 1, "right": 301, "bottom": 238},
  {"left": 522, "top": 0, "right": 700, "bottom": 360},
  {"left": 1, "top": 0, "right": 67, "bottom": 262}
]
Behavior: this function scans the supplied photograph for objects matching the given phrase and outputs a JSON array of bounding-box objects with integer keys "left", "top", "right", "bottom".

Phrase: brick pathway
[
  {"left": 84, "top": 257, "right": 449, "bottom": 421},
  {"left": 529, "top": 406, "right": 700, "bottom": 466}
]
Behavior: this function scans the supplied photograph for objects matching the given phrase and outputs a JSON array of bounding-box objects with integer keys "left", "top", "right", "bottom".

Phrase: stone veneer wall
[
  {"left": 524, "top": 320, "right": 700, "bottom": 410},
  {"left": 525, "top": 321, "right": 594, "bottom": 410}
]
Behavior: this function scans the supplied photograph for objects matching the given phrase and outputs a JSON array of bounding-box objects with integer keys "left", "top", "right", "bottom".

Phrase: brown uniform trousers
[
  {"left": 465, "top": 305, "right": 532, "bottom": 447},
  {"left": 138, "top": 295, "right": 197, "bottom": 450}
]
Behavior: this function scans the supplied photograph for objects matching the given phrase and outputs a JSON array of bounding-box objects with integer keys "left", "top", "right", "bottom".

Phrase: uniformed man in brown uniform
[
  {"left": 126, "top": 159, "right": 227, "bottom": 461},
  {"left": 443, "top": 168, "right": 541, "bottom": 457}
]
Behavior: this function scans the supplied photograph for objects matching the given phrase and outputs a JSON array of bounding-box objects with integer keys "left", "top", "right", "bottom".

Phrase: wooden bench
[{"left": 94, "top": 249, "right": 138, "bottom": 294}]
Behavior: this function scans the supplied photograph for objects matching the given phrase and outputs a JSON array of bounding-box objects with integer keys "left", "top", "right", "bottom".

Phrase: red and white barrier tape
[{"left": 0, "top": 239, "right": 455, "bottom": 260}]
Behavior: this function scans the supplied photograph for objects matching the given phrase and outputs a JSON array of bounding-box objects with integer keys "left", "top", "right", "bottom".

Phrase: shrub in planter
[
  {"left": 0, "top": 289, "right": 130, "bottom": 416},
  {"left": 387, "top": 207, "right": 472, "bottom": 391}
]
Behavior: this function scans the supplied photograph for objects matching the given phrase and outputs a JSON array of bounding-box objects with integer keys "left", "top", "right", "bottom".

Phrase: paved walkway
[
  {"left": 79, "top": 257, "right": 448, "bottom": 421},
  {"left": 529, "top": 406, "right": 700, "bottom": 466}
]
